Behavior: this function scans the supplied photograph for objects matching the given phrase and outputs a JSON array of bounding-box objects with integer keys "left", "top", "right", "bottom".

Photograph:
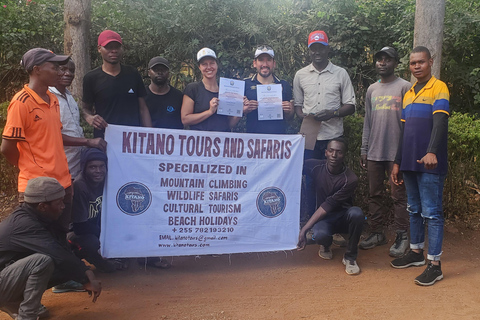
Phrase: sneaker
[
  {"left": 318, "top": 245, "right": 333, "bottom": 260},
  {"left": 52, "top": 280, "right": 86, "bottom": 293},
  {"left": 332, "top": 233, "right": 347, "bottom": 247},
  {"left": 389, "top": 231, "right": 409, "bottom": 257},
  {"left": 391, "top": 249, "right": 426, "bottom": 268},
  {"left": 359, "top": 232, "right": 388, "bottom": 250},
  {"left": 342, "top": 257, "right": 360, "bottom": 275},
  {"left": 414, "top": 262, "right": 443, "bottom": 286}
]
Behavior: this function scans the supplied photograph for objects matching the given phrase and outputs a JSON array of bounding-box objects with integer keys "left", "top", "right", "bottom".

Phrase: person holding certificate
[
  {"left": 181, "top": 48, "right": 236, "bottom": 132},
  {"left": 242, "top": 45, "right": 294, "bottom": 134}
]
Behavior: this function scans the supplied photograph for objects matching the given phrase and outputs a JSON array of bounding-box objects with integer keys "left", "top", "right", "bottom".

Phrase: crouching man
[
  {"left": 297, "top": 138, "right": 364, "bottom": 275},
  {"left": 0, "top": 177, "right": 101, "bottom": 320}
]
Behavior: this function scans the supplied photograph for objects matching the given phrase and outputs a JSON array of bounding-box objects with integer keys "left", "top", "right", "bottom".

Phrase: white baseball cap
[{"left": 197, "top": 47, "right": 217, "bottom": 62}]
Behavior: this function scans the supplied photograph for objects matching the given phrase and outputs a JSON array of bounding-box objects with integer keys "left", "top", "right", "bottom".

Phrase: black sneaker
[
  {"left": 390, "top": 249, "right": 426, "bottom": 268},
  {"left": 359, "top": 232, "right": 388, "bottom": 250},
  {"left": 414, "top": 262, "right": 443, "bottom": 286}
]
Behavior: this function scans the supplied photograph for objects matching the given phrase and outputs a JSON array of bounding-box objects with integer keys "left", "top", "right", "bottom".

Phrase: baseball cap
[
  {"left": 375, "top": 46, "right": 400, "bottom": 62},
  {"left": 254, "top": 45, "right": 275, "bottom": 59},
  {"left": 20, "top": 48, "right": 70, "bottom": 72},
  {"left": 197, "top": 48, "right": 217, "bottom": 62},
  {"left": 24, "top": 177, "right": 65, "bottom": 203},
  {"left": 308, "top": 30, "right": 329, "bottom": 47},
  {"left": 148, "top": 57, "right": 170, "bottom": 70},
  {"left": 98, "top": 30, "right": 123, "bottom": 47}
]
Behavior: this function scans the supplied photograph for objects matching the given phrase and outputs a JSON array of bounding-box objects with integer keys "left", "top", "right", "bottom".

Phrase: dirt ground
[{"left": 1, "top": 221, "right": 479, "bottom": 320}]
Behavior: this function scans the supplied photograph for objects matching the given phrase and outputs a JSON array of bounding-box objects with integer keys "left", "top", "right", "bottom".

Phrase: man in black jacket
[{"left": 0, "top": 177, "right": 101, "bottom": 320}]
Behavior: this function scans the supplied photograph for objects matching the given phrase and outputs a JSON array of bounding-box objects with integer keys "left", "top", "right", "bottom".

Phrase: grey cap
[
  {"left": 24, "top": 177, "right": 65, "bottom": 203},
  {"left": 21, "top": 48, "right": 70, "bottom": 72},
  {"left": 148, "top": 57, "right": 170, "bottom": 69}
]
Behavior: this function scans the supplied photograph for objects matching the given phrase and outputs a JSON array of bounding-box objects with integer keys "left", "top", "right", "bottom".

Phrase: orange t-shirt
[{"left": 2, "top": 85, "right": 71, "bottom": 192}]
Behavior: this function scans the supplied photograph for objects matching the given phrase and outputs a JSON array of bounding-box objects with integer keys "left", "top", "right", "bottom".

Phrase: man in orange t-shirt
[{"left": 1, "top": 48, "right": 72, "bottom": 231}]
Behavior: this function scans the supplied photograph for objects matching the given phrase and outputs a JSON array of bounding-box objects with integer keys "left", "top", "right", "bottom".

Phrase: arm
[
  {"left": 297, "top": 206, "right": 328, "bottom": 250},
  {"left": 313, "top": 103, "right": 355, "bottom": 121},
  {"left": 391, "top": 121, "right": 405, "bottom": 185},
  {"left": 282, "top": 100, "right": 294, "bottom": 120},
  {"left": 360, "top": 89, "right": 372, "bottom": 170},
  {"left": 62, "top": 135, "right": 107, "bottom": 152},
  {"left": 81, "top": 101, "right": 108, "bottom": 130},
  {"left": 0, "top": 138, "right": 19, "bottom": 166},
  {"left": 417, "top": 112, "right": 448, "bottom": 170},
  {"left": 292, "top": 73, "right": 306, "bottom": 119},
  {"left": 138, "top": 97, "right": 153, "bottom": 127},
  {"left": 181, "top": 95, "right": 217, "bottom": 126},
  {"left": 83, "top": 269, "right": 102, "bottom": 302}
]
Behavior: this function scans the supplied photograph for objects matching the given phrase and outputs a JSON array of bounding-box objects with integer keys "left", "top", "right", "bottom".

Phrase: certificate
[
  {"left": 257, "top": 84, "right": 283, "bottom": 121},
  {"left": 217, "top": 77, "right": 245, "bottom": 117}
]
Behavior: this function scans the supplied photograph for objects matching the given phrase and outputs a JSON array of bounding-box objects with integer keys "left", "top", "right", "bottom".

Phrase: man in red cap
[
  {"left": 82, "top": 30, "right": 152, "bottom": 138},
  {"left": 1, "top": 48, "right": 74, "bottom": 232}
]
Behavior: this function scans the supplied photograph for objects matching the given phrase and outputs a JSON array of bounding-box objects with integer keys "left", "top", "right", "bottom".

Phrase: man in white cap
[
  {"left": 0, "top": 177, "right": 102, "bottom": 320},
  {"left": 242, "top": 45, "right": 294, "bottom": 134},
  {"left": 82, "top": 30, "right": 152, "bottom": 138}
]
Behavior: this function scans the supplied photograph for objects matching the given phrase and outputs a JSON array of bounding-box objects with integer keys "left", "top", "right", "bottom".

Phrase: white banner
[{"left": 101, "top": 124, "right": 304, "bottom": 257}]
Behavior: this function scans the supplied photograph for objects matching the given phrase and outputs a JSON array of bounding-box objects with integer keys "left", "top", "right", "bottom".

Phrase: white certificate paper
[
  {"left": 257, "top": 84, "right": 283, "bottom": 121},
  {"left": 217, "top": 77, "right": 245, "bottom": 117}
]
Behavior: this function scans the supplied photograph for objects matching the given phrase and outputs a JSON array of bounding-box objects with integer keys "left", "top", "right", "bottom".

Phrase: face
[
  {"left": 375, "top": 53, "right": 397, "bottom": 78},
  {"left": 98, "top": 41, "right": 123, "bottom": 64},
  {"left": 309, "top": 43, "right": 329, "bottom": 66},
  {"left": 409, "top": 51, "right": 433, "bottom": 82},
  {"left": 253, "top": 54, "right": 275, "bottom": 78},
  {"left": 58, "top": 60, "right": 75, "bottom": 88},
  {"left": 35, "top": 61, "right": 63, "bottom": 87},
  {"left": 39, "top": 198, "right": 65, "bottom": 221},
  {"left": 325, "top": 140, "right": 346, "bottom": 169},
  {"left": 198, "top": 57, "right": 218, "bottom": 79},
  {"left": 148, "top": 64, "right": 170, "bottom": 86},
  {"left": 85, "top": 160, "right": 107, "bottom": 185}
]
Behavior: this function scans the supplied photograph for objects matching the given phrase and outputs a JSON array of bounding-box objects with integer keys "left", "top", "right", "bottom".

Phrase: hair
[
  {"left": 411, "top": 46, "right": 431, "bottom": 59},
  {"left": 328, "top": 137, "right": 348, "bottom": 152}
]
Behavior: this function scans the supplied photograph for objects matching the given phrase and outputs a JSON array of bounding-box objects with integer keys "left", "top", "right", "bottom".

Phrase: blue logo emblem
[
  {"left": 166, "top": 106, "right": 175, "bottom": 113},
  {"left": 256, "top": 187, "right": 286, "bottom": 218},
  {"left": 116, "top": 182, "right": 152, "bottom": 215}
]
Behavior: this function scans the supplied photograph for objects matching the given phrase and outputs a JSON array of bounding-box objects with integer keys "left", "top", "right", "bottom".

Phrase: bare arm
[
  {"left": 0, "top": 138, "right": 19, "bottom": 166},
  {"left": 81, "top": 101, "right": 108, "bottom": 130},
  {"left": 181, "top": 95, "right": 217, "bottom": 126},
  {"left": 83, "top": 269, "right": 102, "bottom": 303},
  {"left": 138, "top": 97, "right": 152, "bottom": 127},
  {"left": 295, "top": 105, "right": 306, "bottom": 119},
  {"left": 297, "top": 206, "right": 328, "bottom": 250},
  {"left": 62, "top": 135, "right": 107, "bottom": 152}
]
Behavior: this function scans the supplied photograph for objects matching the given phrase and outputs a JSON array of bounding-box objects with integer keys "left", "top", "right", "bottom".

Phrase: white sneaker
[{"left": 342, "top": 257, "right": 360, "bottom": 275}]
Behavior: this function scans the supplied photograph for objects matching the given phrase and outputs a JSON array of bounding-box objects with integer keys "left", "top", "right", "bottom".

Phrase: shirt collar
[
  {"left": 307, "top": 61, "right": 333, "bottom": 74},
  {"left": 250, "top": 73, "right": 281, "bottom": 84}
]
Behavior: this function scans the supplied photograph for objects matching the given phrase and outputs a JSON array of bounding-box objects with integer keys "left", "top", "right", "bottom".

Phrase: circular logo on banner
[
  {"left": 116, "top": 182, "right": 152, "bottom": 216},
  {"left": 256, "top": 187, "right": 286, "bottom": 218}
]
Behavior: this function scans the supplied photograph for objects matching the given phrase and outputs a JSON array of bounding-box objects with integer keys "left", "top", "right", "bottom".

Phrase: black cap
[
  {"left": 375, "top": 47, "right": 399, "bottom": 62},
  {"left": 148, "top": 57, "right": 170, "bottom": 70},
  {"left": 21, "top": 48, "right": 70, "bottom": 72}
]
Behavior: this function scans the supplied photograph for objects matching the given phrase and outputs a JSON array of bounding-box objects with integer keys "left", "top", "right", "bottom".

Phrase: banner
[{"left": 101, "top": 124, "right": 304, "bottom": 257}]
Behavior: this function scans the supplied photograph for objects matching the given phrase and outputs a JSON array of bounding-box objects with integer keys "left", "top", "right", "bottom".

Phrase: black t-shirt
[
  {"left": 82, "top": 65, "right": 147, "bottom": 137},
  {"left": 71, "top": 173, "right": 103, "bottom": 238},
  {"left": 183, "top": 81, "right": 230, "bottom": 132},
  {"left": 145, "top": 85, "right": 184, "bottom": 129}
]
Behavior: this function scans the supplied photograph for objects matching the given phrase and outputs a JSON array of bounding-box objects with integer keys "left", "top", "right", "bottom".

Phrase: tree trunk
[
  {"left": 63, "top": 0, "right": 91, "bottom": 100},
  {"left": 413, "top": 0, "right": 446, "bottom": 80}
]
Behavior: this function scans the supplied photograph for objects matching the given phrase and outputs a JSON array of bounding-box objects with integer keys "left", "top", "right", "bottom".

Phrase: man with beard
[
  {"left": 359, "top": 47, "right": 411, "bottom": 257},
  {"left": 297, "top": 138, "right": 364, "bottom": 275},
  {"left": 145, "top": 57, "right": 183, "bottom": 129},
  {"left": 82, "top": 30, "right": 152, "bottom": 138},
  {"left": 242, "top": 45, "right": 294, "bottom": 134}
]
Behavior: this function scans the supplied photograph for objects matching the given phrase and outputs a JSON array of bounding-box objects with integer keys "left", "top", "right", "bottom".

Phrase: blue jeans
[{"left": 403, "top": 171, "right": 445, "bottom": 261}]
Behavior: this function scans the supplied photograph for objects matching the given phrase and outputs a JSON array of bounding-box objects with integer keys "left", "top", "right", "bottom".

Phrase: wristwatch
[{"left": 333, "top": 109, "right": 340, "bottom": 117}]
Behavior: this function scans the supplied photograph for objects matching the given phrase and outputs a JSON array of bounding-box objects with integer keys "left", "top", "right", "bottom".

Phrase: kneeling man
[
  {"left": 298, "top": 138, "right": 364, "bottom": 275},
  {"left": 0, "top": 177, "right": 101, "bottom": 320}
]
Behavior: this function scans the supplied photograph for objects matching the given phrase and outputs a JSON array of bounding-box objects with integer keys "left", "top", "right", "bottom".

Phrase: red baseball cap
[
  {"left": 98, "top": 30, "right": 123, "bottom": 47},
  {"left": 308, "top": 30, "right": 329, "bottom": 47}
]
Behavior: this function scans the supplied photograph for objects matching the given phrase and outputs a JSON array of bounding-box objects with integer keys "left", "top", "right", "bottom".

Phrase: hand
[
  {"left": 417, "top": 152, "right": 438, "bottom": 170},
  {"left": 86, "top": 114, "right": 108, "bottom": 130},
  {"left": 297, "top": 229, "right": 307, "bottom": 251},
  {"left": 360, "top": 154, "right": 367, "bottom": 171},
  {"left": 86, "top": 138, "right": 107, "bottom": 152},
  {"left": 313, "top": 109, "right": 335, "bottom": 122},
  {"left": 209, "top": 97, "right": 219, "bottom": 114},
  {"left": 282, "top": 100, "right": 293, "bottom": 114},
  {"left": 391, "top": 163, "right": 403, "bottom": 186},
  {"left": 84, "top": 280, "right": 102, "bottom": 303},
  {"left": 243, "top": 98, "right": 258, "bottom": 114}
]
